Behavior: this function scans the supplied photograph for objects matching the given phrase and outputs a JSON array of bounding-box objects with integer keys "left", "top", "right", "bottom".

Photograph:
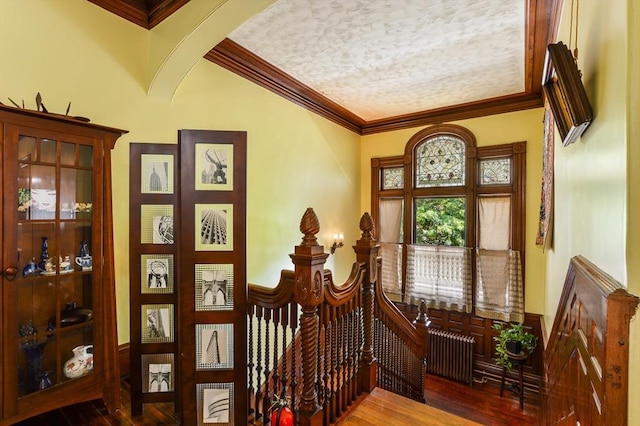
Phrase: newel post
[
  {"left": 413, "top": 300, "right": 431, "bottom": 359},
  {"left": 290, "top": 208, "right": 327, "bottom": 426},
  {"left": 352, "top": 212, "right": 379, "bottom": 392}
]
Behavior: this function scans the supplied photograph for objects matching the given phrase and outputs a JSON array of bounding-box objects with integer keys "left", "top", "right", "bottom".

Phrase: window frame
[{"left": 371, "top": 124, "right": 526, "bottom": 309}]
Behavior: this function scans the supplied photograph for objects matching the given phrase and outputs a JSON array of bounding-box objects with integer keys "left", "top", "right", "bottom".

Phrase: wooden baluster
[
  {"left": 353, "top": 212, "right": 379, "bottom": 392},
  {"left": 347, "top": 302, "right": 355, "bottom": 404},
  {"left": 290, "top": 303, "right": 299, "bottom": 411},
  {"left": 255, "top": 306, "right": 264, "bottom": 423},
  {"left": 263, "top": 308, "right": 272, "bottom": 417},
  {"left": 317, "top": 312, "right": 324, "bottom": 410},
  {"left": 291, "top": 208, "right": 327, "bottom": 426},
  {"left": 339, "top": 308, "right": 345, "bottom": 413},
  {"left": 247, "top": 305, "right": 255, "bottom": 422},
  {"left": 271, "top": 308, "right": 280, "bottom": 397},
  {"left": 330, "top": 308, "right": 338, "bottom": 423},
  {"left": 323, "top": 304, "right": 331, "bottom": 425},
  {"left": 279, "top": 305, "right": 289, "bottom": 401}
]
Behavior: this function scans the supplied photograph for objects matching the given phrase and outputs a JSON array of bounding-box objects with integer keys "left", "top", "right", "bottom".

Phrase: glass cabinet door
[{"left": 4, "top": 127, "right": 100, "bottom": 401}]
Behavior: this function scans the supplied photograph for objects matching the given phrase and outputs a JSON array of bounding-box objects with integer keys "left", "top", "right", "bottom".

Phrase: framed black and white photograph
[
  {"left": 142, "top": 353, "right": 174, "bottom": 393},
  {"left": 195, "top": 143, "right": 233, "bottom": 191},
  {"left": 146, "top": 257, "right": 169, "bottom": 289},
  {"left": 196, "top": 324, "right": 233, "bottom": 370},
  {"left": 141, "top": 154, "right": 173, "bottom": 194},
  {"left": 148, "top": 363, "right": 171, "bottom": 392},
  {"left": 195, "top": 264, "right": 234, "bottom": 311},
  {"left": 195, "top": 204, "right": 233, "bottom": 251},
  {"left": 142, "top": 304, "right": 174, "bottom": 343},
  {"left": 141, "top": 205, "right": 174, "bottom": 244},
  {"left": 153, "top": 215, "right": 174, "bottom": 244},
  {"left": 197, "top": 383, "right": 233, "bottom": 425},
  {"left": 141, "top": 255, "right": 174, "bottom": 294}
]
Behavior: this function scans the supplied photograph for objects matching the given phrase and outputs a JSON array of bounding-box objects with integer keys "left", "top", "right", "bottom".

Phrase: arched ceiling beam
[{"left": 147, "top": 0, "right": 276, "bottom": 101}]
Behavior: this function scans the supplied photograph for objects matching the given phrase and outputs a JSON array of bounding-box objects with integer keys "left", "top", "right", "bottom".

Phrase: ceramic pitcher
[{"left": 63, "top": 344, "right": 94, "bottom": 379}]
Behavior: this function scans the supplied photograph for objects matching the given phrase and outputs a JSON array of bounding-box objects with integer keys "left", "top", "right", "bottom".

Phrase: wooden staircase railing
[
  {"left": 246, "top": 208, "right": 428, "bottom": 425},
  {"left": 544, "top": 256, "right": 638, "bottom": 425}
]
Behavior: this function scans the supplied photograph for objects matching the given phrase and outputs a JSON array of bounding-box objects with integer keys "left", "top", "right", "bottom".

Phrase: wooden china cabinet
[{"left": 0, "top": 104, "right": 126, "bottom": 425}]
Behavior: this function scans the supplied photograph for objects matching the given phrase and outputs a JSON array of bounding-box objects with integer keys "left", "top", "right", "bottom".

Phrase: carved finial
[
  {"left": 414, "top": 299, "right": 430, "bottom": 327},
  {"left": 419, "top": 300, "right": 427, "bottom": 315},
  {"left": 359, "top": 212, "right": 375, "bottom": 241},
  {"left": 299, "top": 208, "right": 320, "bottom": 246}
]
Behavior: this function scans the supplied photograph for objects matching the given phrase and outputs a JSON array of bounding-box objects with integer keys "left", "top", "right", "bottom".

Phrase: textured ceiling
[
  {"left": 228, "top": 0, "right": 526, "bottom": 121},
  {"left": 90, "top": 0, "right": 560, "bottom": 133}
]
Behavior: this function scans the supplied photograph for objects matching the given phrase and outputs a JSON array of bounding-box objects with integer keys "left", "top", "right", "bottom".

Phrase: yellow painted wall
[
  {"left": 546, "top": 0, "right": 640, "bottom": 423},
  {"left": 627, "top": 0, "right": 640, "bottom": 424},
  {"left": 360, "top": 109, "right": 547, "bottom": 315},
  {"left": 545, "top": 0, "right": 629, "bottom": 321},
  {"left": 0, "top": 0, "right": 362, "bottom": 344},
  {"left": 2, "top": 0, "right": 639, "bottom": 421}
]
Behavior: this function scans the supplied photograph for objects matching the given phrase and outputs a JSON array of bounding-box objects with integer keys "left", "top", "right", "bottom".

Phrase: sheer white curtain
[
  {"left": 379, "top": 243, "right": 403, "bottom": 295},
  {"left": 406, "top": 245, "right": 472, "bottom": 312},
  {"left": 378, "top": 199, "right": 403, "bottom": 295},
  {"left": 475, "top": 197, "right": 524, "bottom": 322},
  {"left": 378, "top": 199, "right": 402, "bottom": 243}
]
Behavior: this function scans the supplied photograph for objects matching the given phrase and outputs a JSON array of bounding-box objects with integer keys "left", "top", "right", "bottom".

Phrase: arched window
[{"left": 371, "top": 124, "right": 526, "bottom": 322}]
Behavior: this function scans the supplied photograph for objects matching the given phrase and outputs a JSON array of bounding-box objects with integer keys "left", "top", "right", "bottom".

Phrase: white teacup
[{"left": 75, "top": 256, "right": 92, "bottom": 269}]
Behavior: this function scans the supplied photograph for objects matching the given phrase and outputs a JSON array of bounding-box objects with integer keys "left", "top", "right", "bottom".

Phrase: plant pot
[{"left": 505, "top": 340, "right": 522, "bottom": 355}]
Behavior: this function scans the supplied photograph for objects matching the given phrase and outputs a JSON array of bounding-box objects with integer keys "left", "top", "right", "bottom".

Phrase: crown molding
[{"left": 88, "top": 0, "right": 189, "bottom": 29}]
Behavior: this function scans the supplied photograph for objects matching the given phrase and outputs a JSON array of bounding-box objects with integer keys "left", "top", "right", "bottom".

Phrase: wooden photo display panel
[
  {"left": 177, "top": 130, "right": 247, "bottom": 425},
  {"left": 129, "top": 143, "right": 179, "bottom": 416}
]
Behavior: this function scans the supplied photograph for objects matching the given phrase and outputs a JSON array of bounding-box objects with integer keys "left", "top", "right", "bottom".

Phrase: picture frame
[
  {"left": 142, "top": 353, "right": 174, "bottom": 393},
  {"left": 195, "top": 264, "right": 234, "bottom": 311},
  {"left": 141, "top": 154, "right": 174, "bottom": 194},
  {"left": 536, "top": 103, "right": 555, "bottom": 251},
  {"left": 542, "top": 41, "right": 592, "bottom": 146},
  {"left": 195, "top": 204, "right": 233, "bottom": 251},
  {"left": 195, "top": 143, "right": 233, "bottom": 191},
  {"left": 140, "top": 204, "right": 174, "bottom": 244},
  {"left": 197, "top": 383, "right": 234, "bottom": 425},
  {"left": 141, "top": 304, "right": 174, "bottom": 343},
  {"left": 196, "top": 324, "right": 234, "bottom": 370},
  {"left": 141, "top": 255, "right": 174, "bottom": 294}
]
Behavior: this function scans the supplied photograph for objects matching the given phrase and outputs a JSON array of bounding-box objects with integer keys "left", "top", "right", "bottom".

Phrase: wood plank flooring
[
  {"left": 14, "top": 374, "right": 540, "bottom": 425},
  {"left": 338, "top": 387, "right": 481, "bottom": 425}
]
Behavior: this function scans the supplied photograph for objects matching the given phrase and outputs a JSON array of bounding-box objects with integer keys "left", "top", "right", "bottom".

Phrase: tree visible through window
[{"left": 371, "top": 124, "right": 526, "bottom": 322}]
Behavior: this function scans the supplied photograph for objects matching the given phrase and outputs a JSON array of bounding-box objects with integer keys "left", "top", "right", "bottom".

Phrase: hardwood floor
[
  {"left": 14, "top": 374, "right": 540, "bottom": 425},
  {"left": 340, "top": 387, "right": 482, "bottom": 425},
  {"left": 422, "top": 373, "right": 540, "bottom": 426}
]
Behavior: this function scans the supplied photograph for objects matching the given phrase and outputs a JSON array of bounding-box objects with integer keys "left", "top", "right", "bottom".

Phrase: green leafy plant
[{"left": 492, "top": 322, "right": 537, "bottom": 371}]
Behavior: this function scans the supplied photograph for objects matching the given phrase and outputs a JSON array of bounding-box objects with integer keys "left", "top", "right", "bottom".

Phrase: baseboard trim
[{"left": 119, "top": 342, "right": 130, "bottom": 378}]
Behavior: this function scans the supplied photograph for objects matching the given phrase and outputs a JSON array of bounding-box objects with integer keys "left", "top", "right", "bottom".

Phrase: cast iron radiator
[{"left": 427, "top": 329, "right": 475, "bottom": 386}]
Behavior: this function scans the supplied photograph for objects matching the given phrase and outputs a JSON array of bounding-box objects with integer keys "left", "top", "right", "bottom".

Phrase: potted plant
[{"left": 492, "top": 322, "right": 537, "bottom": 371}]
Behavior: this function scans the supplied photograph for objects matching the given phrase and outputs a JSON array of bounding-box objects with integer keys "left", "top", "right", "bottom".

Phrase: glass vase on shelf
[
  {"left": 21, "top": 340, "right": 49, "bottom": 395},
  {"left": 38, "top": 236, "right": 49, "bottom": 271}
]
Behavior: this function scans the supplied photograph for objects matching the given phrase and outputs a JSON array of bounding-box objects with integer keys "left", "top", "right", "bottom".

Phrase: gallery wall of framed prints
[
  {"left": 129, "top": 130, "right": 247, "bottom": 425},
  {"left": 129, "top": 143, "right": 179, "bottom": 415},
  {"left": 178, "top": 130, "right": 247, "bottom": 425}
]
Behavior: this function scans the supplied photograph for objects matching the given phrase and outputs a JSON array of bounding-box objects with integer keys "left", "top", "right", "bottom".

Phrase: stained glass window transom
[
  {"left": 382, "top": 167, "right": 404, "bottom": 190},
  {"left": 479, "top": 158, "right": 511, "bottom": 185},
  {"left": 415, "top": 136, "right": 465, "bottom": 187}
]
